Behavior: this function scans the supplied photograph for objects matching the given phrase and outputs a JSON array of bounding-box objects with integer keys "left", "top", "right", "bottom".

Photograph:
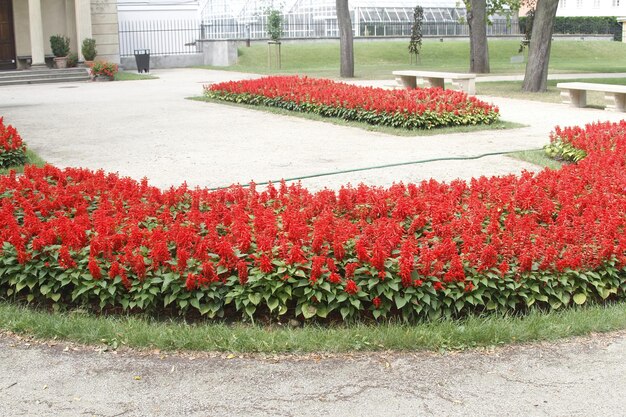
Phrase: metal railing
[
  {"left": 118, "top": 20, "right": 201, "bottom": 58},
  {"left": 201, "top": 20, "right": 520, "bottom": 40},
  {"left": 118, "top": 19, "right": 521, "bottom": 57}
]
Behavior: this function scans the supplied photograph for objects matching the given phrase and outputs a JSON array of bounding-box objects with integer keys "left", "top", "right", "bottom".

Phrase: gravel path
[
  {"left": 1, "top": 68, "right": 624, "bottom": 191},
  {"left": 1, "top": 331, "right": 625, "bottom": 417}
]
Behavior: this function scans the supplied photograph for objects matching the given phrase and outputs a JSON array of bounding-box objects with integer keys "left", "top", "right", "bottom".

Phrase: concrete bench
[
  {"left": 557, "top": 82, "right": 626, "bottom": 112},
  {"left": 392, "top": 70, "right": 477, "bottom": 95}
]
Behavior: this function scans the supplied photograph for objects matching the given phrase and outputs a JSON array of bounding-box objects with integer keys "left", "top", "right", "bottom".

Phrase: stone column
[
  {"left": 27, "top": 0, "right": 45, "bottom": 66},
  {"left": 74, "top": 0, "right": 93, "bottom": 61}
]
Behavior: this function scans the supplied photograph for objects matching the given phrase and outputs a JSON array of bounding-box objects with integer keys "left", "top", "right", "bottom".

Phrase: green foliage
[
  {"left": 267, "top": 9, "right": 284, "bottom": 42},
  {"left": 81, "top": 38, "right": 97, "bottom": 61},
  {"left": 3, "top": 300, "right": 626, "bottom": 353},
  {"left": 0, "top": 149, "right": 45, "bottom": 175},
  {"left": 49, "top": 35, "right": 70, "bottom": 58},
  {"left": 544, "top": 139, "right": 587, "bottom": 162},
  {"left": 2, "top": 242, "right": 626, "bottom": 323},
  {"left": 0, "top": 149, "right": 27, "bottom": 169},
  {"left": 518, "top": 9, "right": 534, "bottom": 53},
  {"left": 66, "top": 52, "right": 79, "bottom": 68}
]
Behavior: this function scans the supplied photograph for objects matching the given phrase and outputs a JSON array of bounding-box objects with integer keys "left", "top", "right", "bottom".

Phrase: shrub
[
  {"left": 0, "top": 118, "right": 27, "bottom": 168},
  {"left": 67, "top": 52, "right": 79, "bottom": 68},
  {"left": 205, "top": 76, "right": 500, "bottom": 129},
  {"left": 2, "top": 122, "right": 626, "bottom": 321},
  {"left": 81, "top": 38, "right": 97, "bottom": 61},
  {"left": 520, "top": 16, "right": 622, "bottom": 41},
  {"left": 49, "top": 35, "right": 70, "bottom": 58}
]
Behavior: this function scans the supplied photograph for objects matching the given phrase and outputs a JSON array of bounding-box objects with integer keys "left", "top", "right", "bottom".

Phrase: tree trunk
[
  {"left": 522, "top": 0, "right": 559, "bottom": 92},
  {"left": 336, "top": 0, "right": 354, "bottom": 78},
  {"left": 467, "top": 0, "right": 490, "bottom": 74}
]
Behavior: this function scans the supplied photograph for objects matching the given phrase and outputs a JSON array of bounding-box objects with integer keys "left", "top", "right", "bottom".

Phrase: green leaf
[
  {"left": 248, "top": 293, "right": 262, "bottom": 305},
  {"left": 394, "top": 294, "right": 408, "bottom": 309},
  {"left": 573, "top": 293, "right": 587, "bottom": 305},
  {"left": 245, "top": 304, "right": 256, "bottom": 318},
  {"left": 162, "top": 273, "right": 176, "bottom": 291},
  {"left": 301, "top": 303, "right": 317, "bottom": 319},
  {"left": 316, "top": 305, "right": 328, "bottom": 318},
  {"left": 267, "top": 297, "right": 279, "bottom": 311}
]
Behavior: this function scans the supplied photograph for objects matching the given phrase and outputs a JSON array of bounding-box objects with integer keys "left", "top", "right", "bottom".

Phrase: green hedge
[{"left": 519, "top": 16, "right": 622, "bottom": 41}]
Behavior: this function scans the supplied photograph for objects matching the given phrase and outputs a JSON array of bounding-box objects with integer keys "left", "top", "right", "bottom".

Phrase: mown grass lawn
[{"left": 204, "top": 40, "right": 626, "bottom": 79}]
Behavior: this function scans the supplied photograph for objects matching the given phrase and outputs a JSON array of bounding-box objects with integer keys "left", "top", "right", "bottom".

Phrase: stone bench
[
  {"left": 557, "top": 82, "right": 626, "bottom": 112},
  {"left": 392, "top": 70, "right": 477, "bottom": 95}
]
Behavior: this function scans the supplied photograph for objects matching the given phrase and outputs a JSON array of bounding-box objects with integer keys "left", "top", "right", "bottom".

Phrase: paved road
[
  {"left": 0, "top": 68, "right": 624, "bottom": 191},
  {"left": 1, "top": 331, "right": 625, "bottom": 417}
]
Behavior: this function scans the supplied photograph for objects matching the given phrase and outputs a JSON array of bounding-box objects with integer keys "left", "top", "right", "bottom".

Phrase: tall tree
[
  {"left": 464, "top": 0, "right": 521, "bottom": 74},
  {"left": 466, "top": 0, "right": 490, "bottom": 73},
  {"left": 336, "top": 0, "right": 354, "bottom": 78},
  {"left": 522, "top": 0, "right": 559, "bottom": 92}
]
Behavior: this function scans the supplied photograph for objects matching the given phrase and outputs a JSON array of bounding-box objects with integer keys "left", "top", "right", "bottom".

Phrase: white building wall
[
  {"left": 117, "top": 0, "right": 200, "bottom": 22},
  {"left": 557, "top": 0, "right": 626, "bottom": 17}
]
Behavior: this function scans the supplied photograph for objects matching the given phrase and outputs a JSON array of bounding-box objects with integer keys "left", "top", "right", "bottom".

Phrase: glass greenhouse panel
[{"left": 200, "top": 0, "right": 518, "bottom": 39}]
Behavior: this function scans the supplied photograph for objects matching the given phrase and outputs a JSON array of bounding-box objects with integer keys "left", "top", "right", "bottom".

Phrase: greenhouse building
[{"left": 200, "top": 0, "right": 519, "bottom": 39}]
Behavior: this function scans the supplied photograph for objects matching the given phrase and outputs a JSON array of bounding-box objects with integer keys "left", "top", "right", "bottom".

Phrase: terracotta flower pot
[{"left": 54, "top": 56, "right": 68, "bottom": 69}]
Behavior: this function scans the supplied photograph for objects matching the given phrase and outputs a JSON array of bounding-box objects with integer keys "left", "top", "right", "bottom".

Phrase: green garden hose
[{"left": 209, "top": 148, "right": 544, "bottom": 191}]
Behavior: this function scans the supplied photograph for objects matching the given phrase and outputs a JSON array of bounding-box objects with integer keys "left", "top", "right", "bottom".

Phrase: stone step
[
  {"left": 0, "top": 75, "right": 91, "bottom": 86},
  {"left": 0, "top": 68, "right": 90, "bottom": 85}
]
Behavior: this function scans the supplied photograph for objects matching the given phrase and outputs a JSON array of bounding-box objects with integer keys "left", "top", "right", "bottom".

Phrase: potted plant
[
  {"left": 81, "top": 38, "right": 97, "bottom": 66},
  {"left": 90, "top": 61, "right": 119, "bottom": 81},
  {"left": 50, "top": 34, "right": 70, "bottom": 68}
]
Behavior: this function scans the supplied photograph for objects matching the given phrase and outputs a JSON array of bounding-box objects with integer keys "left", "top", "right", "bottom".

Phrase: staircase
[{"left": 0, "top": 67, "right": 91, "bottom": 86}]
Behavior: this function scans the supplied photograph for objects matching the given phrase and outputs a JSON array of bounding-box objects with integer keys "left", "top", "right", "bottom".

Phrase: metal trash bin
[{"left": 134, "top": 49, "right": 150, "bottom": 73}]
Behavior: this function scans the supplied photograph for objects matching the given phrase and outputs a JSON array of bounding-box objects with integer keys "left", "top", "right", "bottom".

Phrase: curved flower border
[{"left": 1, "top": 119, "right": 625, "bottom": 321}]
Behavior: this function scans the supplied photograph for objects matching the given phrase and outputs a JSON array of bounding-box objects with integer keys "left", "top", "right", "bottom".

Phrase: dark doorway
[{"left": 0, "top": 0, "right": 16, "bottom": 70}]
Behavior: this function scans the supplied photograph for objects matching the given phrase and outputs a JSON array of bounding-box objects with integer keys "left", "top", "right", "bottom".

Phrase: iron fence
[
  {"left": 119, "top": 19, "right": 521, "bottom": 57},
  {"left": 201, "top": 20, "right": 520, "bottom": 40},
  {"left": 118, "top": 20, "right": 201, "bottom": 58}
]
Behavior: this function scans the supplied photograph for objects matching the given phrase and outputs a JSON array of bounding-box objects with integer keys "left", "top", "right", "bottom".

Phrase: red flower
[
  {"left": 237, "top": 260, "right": 248, "bottom": 285},
  {"left": 185, "top": 273, "right": 197, "bottom": 291},
  {"left": 372, "top": 296, "right": 381, "bottom": 308},
  {"left": 88, "top": 256, "right": 102, "bottom": 280},
  {"left": 328, "top": 272, "right": 342, "bottom": 284},
  {"left": 345, "top": 279, "right": 359, "bottom": 295}
]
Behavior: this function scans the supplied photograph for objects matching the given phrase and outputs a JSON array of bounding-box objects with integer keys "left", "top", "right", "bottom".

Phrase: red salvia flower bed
[
  {"left": 1, "top": 121, "right": 626, "bottom": 321},
  {"left": 204, "top": 76, "right": 500, "bottom": 129},
  {"left": 0, "top": 118, "right": 27, "bottom": 169}
]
